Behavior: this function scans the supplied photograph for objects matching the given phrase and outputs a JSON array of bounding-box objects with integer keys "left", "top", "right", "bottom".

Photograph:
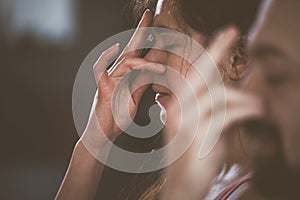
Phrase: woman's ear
[{"left": 226, "top": 37, "right": 250, "bottom": 81}]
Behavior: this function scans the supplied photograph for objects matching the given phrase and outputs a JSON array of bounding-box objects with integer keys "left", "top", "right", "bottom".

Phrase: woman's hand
[
  {"left": 81, "top": 10, "right": 166, "bottom": 154},
  {"left": 56, "top": 10, "right": 167, "bottom": 200}
]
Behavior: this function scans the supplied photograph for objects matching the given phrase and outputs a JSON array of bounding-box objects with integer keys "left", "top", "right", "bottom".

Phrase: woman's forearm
[{"left": 55, "top": 141, "right": 104, "bottom": 200}]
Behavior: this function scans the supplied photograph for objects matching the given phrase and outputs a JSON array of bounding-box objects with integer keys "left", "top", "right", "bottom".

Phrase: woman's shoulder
[{"left": 205, "top": 164, "right": 252, "bottom": 200}]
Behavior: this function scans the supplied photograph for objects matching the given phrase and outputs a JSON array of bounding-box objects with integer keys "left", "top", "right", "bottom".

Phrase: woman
[
  {"left": 132, "top": 1, "right": 261, "bottom": 199},
  {"left": 56, "top": 0, "right": 261, "bottom": 199}
]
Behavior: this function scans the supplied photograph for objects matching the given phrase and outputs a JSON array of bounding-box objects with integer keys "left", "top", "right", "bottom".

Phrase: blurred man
[{"left": 244, "top": 0, "right": 300, "bottom": 199}]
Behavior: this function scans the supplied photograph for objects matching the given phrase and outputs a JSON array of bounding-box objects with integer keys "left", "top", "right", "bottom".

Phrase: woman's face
[
  {"left": 143, "top": 0, "right": 252, "bottom": 166},
  {"left": 144, "top": 0, "right": 207, "bottom": 122}
]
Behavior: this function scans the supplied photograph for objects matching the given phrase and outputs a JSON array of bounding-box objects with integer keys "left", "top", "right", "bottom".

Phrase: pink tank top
[{"left": 213, "top": 173, "right": 252, "bottom": 200}]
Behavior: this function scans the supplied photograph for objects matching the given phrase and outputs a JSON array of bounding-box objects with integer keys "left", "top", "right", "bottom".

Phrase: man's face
[{"left": 247, "top": 0, "right": 300, "bottom": 197}]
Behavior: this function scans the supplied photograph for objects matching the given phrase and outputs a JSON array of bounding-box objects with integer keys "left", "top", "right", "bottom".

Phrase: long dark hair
[{"left": 131, "top": 0, "right": 260, "bottom": 35}]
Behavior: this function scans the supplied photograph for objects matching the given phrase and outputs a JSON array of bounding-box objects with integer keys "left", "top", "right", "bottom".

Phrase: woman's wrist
[
  {"left": 73, "top": 140, "right": 102, "bottom": 165},
  {"left": 79, "top": 111, "right": 115, "bottom": 163}
]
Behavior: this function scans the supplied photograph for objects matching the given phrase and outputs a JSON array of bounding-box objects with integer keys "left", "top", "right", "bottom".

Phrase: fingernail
[
  {"left": 137, "top": 9, "right": 150, "bottom": 26},
  {"left": 142, "top": 9, "right": 151, "bottom": 19},
  {"left": 109, "top": 43, "right": 119, "bottom": 50},
  {"left": 145, "top": 8, "right": 151, "bottom": 14}
]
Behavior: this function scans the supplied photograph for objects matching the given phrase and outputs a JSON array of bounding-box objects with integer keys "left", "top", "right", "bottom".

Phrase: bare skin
[
  {"left": 239, "top": 0, "right": 300, "bottom": 199},
  {"left": 145, "top": 1, "right": 261, "bottom": 199},
  {"left": 56, "top": 0, "right": 262, "bottom": 199},
  {"left": 55, "top": 10, "right": 166, "bottom": 200}
]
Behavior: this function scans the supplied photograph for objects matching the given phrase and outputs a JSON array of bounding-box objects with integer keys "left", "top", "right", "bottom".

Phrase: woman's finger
[
  {"left": 108, "top": 9, "right": 152, "bottom": 75},
  {"left": 130, "top": 71, "right": 153, "bottom": 105},
  {"left": 197, "top": 89, "right": 263, "bottom": 158},
  {"left": 189, "top": 27, "right": 240, "bottom": 93},
  {"left": 93, "top": 43, "right": 120, "bottom": 82},
  {"left": 109, "top": 57, "right": 165, "bottom": 78},
  {"left": 125, "top": 9, "right": 152, "bottom": 55},
  {"left": 207, "top": 27, "right": 239, "bottom": 66}
]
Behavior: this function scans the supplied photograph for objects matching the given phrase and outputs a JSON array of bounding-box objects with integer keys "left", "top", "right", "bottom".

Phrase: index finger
[
  {"left": 108, "top": 9, "right": 152, "bottom": 75},
  {"left": 191, "top": 26, "right": 240, "bottom": 90},
  {"left": 125, "top": 9, "right": 153, "bottom": 54}
]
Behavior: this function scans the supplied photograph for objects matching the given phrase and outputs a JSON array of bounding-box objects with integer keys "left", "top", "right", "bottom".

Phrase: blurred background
[{"left": 1, "top": 0, "right": 162, "bottom": 199}]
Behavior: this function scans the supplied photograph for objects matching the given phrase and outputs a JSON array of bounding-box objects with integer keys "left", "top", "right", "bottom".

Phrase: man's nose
[
  {"left": 245, "top": 64, "right": 266, "bottom": 96},
  {"left": 245, "top": 63, "right": 271, "bottom": 114}
]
